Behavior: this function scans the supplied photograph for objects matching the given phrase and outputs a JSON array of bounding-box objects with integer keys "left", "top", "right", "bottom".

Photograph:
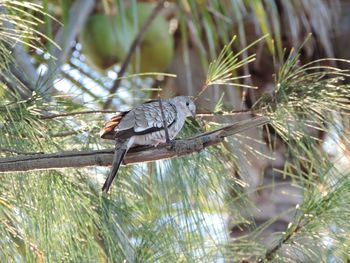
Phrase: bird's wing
[
  {"left": 100, "top": 111, "right": 129, "bottom": 140},
  {"left": 107, "top": 100, "right": 177, "bottom": 140},
  {"left": 136, "top": 100, "right": 177, "bottom": 132}
]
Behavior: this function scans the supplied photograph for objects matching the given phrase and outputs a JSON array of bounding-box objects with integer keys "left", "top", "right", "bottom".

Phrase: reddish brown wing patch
[{"left": 100, "top": 112, "right": 128, "bottom": 140}]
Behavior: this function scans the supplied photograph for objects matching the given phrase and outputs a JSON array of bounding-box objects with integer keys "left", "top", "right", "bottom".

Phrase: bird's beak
[{"left": 191, "top": 111, "right": 196, "bottom": 118}]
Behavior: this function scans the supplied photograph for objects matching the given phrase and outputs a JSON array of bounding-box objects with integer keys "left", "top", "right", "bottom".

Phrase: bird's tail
[{"left": 102, "top": 141, "right": 128, "bottom": 193}]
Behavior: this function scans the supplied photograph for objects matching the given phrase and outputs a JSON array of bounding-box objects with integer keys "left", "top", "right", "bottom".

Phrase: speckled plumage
[{"left": 100, "top": 96, "right": 196, "bottom": 193}]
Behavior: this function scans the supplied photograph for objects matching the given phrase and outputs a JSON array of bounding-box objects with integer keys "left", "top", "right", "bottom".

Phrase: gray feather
[
  {"left": 100, "top": 96, "right": 196, "bottom": 192},
  {"left": 102, "top": 139, "right": 129, "bottom": 193},
  {"left": 117, "top": 100, "right": 177, "bottom": 135}
]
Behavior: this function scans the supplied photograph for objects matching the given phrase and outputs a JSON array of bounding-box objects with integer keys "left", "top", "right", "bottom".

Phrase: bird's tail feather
[{"left": 102, "top": 145, "right": 127, "bottom": 193}]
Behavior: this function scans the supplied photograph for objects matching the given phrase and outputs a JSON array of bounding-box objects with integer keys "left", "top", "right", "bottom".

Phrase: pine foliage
[{"left": 1, "top": 1, "right": 350, "bottom": 262}]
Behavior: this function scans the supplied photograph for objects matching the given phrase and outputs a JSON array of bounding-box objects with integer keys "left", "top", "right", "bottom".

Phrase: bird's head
[{"left": 172, "top": 96, "right": 196, "bottom": 118}]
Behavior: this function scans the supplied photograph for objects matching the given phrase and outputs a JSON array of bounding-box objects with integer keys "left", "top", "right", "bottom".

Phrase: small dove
[{"left": 100, "top": 96, "right": 196, "bottom": 193}]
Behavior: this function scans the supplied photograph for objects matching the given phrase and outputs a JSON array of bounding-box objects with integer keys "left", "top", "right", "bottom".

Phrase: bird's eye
[{"left": 186, "top": 102, "right": 190, "bottom": 106}]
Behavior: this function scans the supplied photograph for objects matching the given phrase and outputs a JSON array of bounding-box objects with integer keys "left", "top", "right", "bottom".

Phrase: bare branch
[
  {"left": 103, "top": 0, "right": 166, "bottom": 109},
  {"left": 39, "top": 109, "right": 255, "bottom": 120},
  {"left": 0, "top": 116, "right": 268, "bottom": 173}
]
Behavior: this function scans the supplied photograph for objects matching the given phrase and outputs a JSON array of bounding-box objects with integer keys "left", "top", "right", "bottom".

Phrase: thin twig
[
  {"left": 197, "top": 109, "right": 254, "bottom": 117},
  {"left": 51, "top": 130, "right": 81, "bottom": 137},
  {"left": 39, "top": 109, "right": 254, "bottom": 120},
  {"left": 103, "top": 0, "right": 166, "bottom": 109},
  {"left": 0, "top": 116, "right": 269, "bottom": 172},
  {"left": 0, "top": 148, "right": 44, "bottom": 155},
  {"left": 261, "top": 225, "right": 302, "bottom": 262},
  {"left": 39, "top": 110, "right": 116, "bottom": 119},
  {"left": 158, "top": 96, "right": 170, "bottom": 143}
]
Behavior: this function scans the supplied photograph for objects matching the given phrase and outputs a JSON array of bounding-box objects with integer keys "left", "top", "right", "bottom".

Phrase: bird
[{"left": 99, "top": 96, "right": 196, "bottom": 193}]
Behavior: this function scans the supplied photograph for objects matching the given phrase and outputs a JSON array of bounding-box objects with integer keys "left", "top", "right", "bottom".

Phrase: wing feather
[
  {"left": 99, "top": 111, "right": 129, "bottom": 140},
  {"left": 100, "top": 100, "right": 177, "bottom": 140}
]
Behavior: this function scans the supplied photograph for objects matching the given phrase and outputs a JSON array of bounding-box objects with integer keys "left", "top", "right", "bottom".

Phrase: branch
[
  {"left": 0, "top": 116, "right": 268, "bottom": 173},
  {"left": 103, "top": 0, "right": 166, "bottom": 109},
  {"left": 262, "top": 225, "right": 302, "bottom": 262},
  {"left": 39, "top": 109, "right": 254, "bottom": 120}
]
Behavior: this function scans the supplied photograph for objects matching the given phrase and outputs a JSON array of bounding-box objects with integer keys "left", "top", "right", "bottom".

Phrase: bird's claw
[
  {"left": 167, "top": 140, "right": 176, "bottom": 150},
  {"left": 153, "top": 139, "right": 167, "bottom": 147}
]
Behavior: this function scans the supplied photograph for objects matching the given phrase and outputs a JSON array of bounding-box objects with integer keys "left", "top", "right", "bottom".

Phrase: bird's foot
[
  {"left": 153, "top": 139, "right": 167, "bottom": 147},
  {"left": 167, "top": 140, "right": 176, "bottom": 150},
  {"left": 152, "top": 139, "right": 176, "bottom": 149}
]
